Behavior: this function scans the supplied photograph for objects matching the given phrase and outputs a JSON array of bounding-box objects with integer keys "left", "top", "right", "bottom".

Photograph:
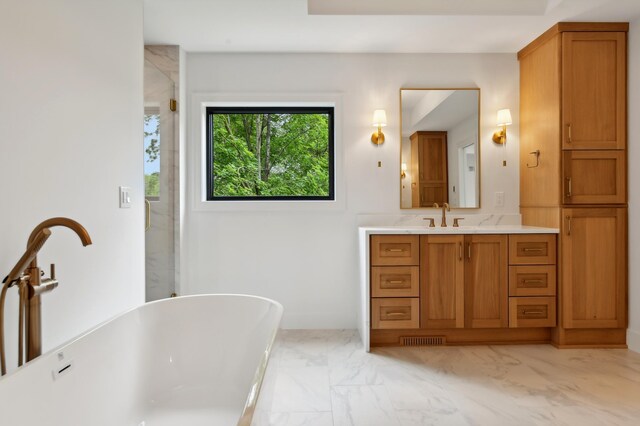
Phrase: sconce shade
[
  {"left": 372, "top": 109, "right": 387, "bottom": 127},
  {"left": 496, "top": 109, "right": 512, "bottom": 126}
]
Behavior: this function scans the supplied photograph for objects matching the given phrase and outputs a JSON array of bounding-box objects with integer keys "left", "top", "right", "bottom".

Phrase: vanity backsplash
[{"left": 357, "top": 213, "right": 522, "bottom": 228}]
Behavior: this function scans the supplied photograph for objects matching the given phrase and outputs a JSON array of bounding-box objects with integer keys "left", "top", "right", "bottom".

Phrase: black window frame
[{"left": 206, "top": 106, "right": 335, "bottom": 201}]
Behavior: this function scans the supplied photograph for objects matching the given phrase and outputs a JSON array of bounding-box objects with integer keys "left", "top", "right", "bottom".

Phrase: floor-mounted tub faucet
[{"left": 0, "top": 217, "right": 91, "bottom": 375}]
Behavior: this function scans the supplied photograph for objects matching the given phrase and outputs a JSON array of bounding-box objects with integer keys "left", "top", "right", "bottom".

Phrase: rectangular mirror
[{"left": 400, "top": 88, "right": 480, "bottom": 209}]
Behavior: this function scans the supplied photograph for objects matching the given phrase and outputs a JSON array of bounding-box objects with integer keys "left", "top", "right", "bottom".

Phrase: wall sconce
[
  {"left": 371, "top": 109, "right": 387, "bottom": 145},
  {"left": 401, "top": 162, "right": 407, "bottom": 179},
  {"left": 492, "top": 108, "right": 512, "bottom": 144}
]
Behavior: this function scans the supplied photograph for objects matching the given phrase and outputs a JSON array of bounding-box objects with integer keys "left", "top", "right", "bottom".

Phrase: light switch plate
[
  {"left": 494, "top": 191, "right": 505, "bottom": 208},
  {"left": 119, "top": 186, "right": 132, "bottom": 208}
]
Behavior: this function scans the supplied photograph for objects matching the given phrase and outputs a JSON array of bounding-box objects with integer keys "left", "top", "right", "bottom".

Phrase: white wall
[
  {"left": 628, "top": 19, "right": 640, "bottom": 353},
  {"left": 185, "top": 53, "right": 519, "bottom": 328},
  {"left": 0, "top": 0, "right": 144, "bottom": 372},
  {"left": 447, "top": 114, "right": 479, "bottom": 207}
]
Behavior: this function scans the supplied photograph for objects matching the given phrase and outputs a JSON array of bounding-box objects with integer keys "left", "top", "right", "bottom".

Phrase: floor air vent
[{"left": 401, "top": 336, "right": 446, "bottom": 346}]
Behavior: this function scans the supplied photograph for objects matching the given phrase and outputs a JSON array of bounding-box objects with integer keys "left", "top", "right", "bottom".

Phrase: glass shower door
[{"left": 144, "top": 59, "right": 175, "bottom": 301}]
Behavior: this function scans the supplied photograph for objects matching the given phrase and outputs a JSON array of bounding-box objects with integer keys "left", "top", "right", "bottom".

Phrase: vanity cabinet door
[
  {"left": 562, "top": 208, "right": 626, "bottom": 329},
  {"left": 464, "top": 235, "right": 509, "bottom": 328},
  {"left": 562, "top": 32, "right": 626, "bottom": 150},
  {"left": 420, "top": 235, "right": 465, "bottom": 329},
  {"left": 562, "top": 150, "right": 626, "bottom": 205}
]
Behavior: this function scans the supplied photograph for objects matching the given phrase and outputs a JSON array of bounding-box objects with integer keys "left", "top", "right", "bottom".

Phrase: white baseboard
[
  {"left": 281, "top": 312, "right": 356, "bottom": 329},
  {"left": 628, "top": 329, "right": 640, "bottom": 353}
]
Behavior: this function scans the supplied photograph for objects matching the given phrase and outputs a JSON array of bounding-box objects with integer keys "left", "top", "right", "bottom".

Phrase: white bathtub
[{"left": 0, "top": 294, "right": 283, "bottom": 425}]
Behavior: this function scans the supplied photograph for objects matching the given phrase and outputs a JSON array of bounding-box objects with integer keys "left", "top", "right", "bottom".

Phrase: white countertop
[{"left": 358, "top": 225, "right": 559, "bottom": 235}]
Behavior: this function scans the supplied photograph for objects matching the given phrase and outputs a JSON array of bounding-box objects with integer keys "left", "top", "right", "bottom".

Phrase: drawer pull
[
  {"left": 566, "top": 177, "right": 572, "bottom": 198},
  {"left": 386, "top": 248, "right": 404, "bottom": 253},
  {"left": 523, "top": 279, "right": 544, "bottom": 284},
  {"left": 523, "top": 248, "right": 543, "bottom": 253},
  {"left": 522, "top": 310, "right": 545, "bottom": 315},
  {"left": 387, "top": 280, "right": 404, "bottom": 284},
  {"left": 385, "top": 312, "right": 408, "bottom": 317}
]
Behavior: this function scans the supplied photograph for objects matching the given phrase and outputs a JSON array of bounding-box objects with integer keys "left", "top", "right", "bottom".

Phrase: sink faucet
[
  {"left": 432, "top": 203, "right": 450, "bottom": 227},
  {"left": 0, "top": 217, "right": 91, "bottom": 375}
]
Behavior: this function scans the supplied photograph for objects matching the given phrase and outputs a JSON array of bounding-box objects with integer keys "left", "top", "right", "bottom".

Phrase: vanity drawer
[
  {"left": 508, "top": 234, "right": 557, "bottom": 265},
  {"left": 509, "top": 297, "right": 557, "bottom": 328},
  {"left": 371, "top": 266, "right": 419, "bottom": 298},
  {"left": 509, "top": 265, "right": 557, "bottom": 297},
  {"left": 371, "top": 235, "right": 419, "bottom": 266},
  {"left": 372, "top": 298, "right": 419, "bottom": 329}
]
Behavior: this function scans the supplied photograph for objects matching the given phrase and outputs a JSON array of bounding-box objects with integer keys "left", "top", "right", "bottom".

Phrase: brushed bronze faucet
[
  {"left": 0, "top": 218, "right": 91, "bottom": 375},
  {"left": 432, "top": 203, "right": 451, "bottom": 227}
]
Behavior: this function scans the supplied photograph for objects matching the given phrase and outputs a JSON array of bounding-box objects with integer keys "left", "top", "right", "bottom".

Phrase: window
[
  {"left": 206, "top": 106, "right": 335, "bottom": 201},
  {"left": 144, "top": 108, "right": 160, "bottom": 200}
]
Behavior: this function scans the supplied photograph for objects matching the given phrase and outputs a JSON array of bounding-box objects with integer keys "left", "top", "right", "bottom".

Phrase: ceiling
[
  {"left": 143, "top": 0, "right": 640, "bottom": 53},
  {"left": 402, "top": 90, "right": 479, "bottom": 137}
]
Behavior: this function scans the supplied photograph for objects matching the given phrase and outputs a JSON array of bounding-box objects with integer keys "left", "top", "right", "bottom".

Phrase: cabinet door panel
[
  {"left": 464, "top": 235, "right": 508, "bottom": 328},
  {"left": 562, "top": 32, "right": 626, "bottom": 150},
  {"left": 563, "top": 151, "right": 626, "bottom": 204},
  {"left": 421, "top": 235, "right": 464, "bottom": 329},
  {"left": 562, "top": 208, "right": 626, "bottom": 328}
]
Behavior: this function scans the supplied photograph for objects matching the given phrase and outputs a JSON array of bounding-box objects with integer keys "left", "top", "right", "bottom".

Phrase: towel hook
[{"left": 527, "top": 150, "right": 540, "bottom": 168}]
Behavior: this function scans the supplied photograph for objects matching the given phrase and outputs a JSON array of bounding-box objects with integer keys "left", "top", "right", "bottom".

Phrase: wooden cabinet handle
[
  {"left": 566, "top": 177, "right": 572, "bottom": 198},
  {"left": 566, "top": 215, "right": 572, "bottom": 236},
  {"left": 459, "top": 242, "right": 463, "bottom": 261}
]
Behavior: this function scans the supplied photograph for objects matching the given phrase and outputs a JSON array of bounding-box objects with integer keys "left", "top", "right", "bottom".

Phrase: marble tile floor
[{"left": 251, "top": 330, "right": 640, "bottom": 426}]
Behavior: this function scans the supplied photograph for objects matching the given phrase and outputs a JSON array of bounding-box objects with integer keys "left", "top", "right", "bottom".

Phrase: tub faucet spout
[{"left": 0, "top": 217, "right": 91, "bottom": 375}]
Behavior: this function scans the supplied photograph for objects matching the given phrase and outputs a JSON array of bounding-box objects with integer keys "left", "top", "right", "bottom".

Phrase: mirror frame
[{"left": 399, "top": 87, "right": 482, "bottom": 210}]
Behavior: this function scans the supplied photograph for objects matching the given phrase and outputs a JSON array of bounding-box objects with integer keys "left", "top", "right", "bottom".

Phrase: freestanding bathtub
[{"left": 0, "top": 294, "right": 283, "bottom": 425}]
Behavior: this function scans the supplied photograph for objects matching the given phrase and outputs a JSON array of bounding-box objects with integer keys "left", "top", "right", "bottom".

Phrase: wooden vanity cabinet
[
  {"left": 420, "top": 235, "right": 465, "bottom": 329},
  {"left": 508, "top": 234, "right": 558, "bottom": 328},
  {"left": 561, "top": 208, "right": 627, "bottom": 329},
  {"left": 561, "top": 31, "right": 626, "bottom": 150},
  {"left": 370, "top": 235, "right": 420, "bottom": 330},
  {"left": 519, "top": 22, "right": 628, "bottom": 347},
  {"left": 562, "top": 150, "right": 626, "bottom": 205},
  {"left": 369, "top": 233, "right": 558, "bottom": 346},
  {"left": 464, "top": 235, "right": 509, "bottom": 328}
]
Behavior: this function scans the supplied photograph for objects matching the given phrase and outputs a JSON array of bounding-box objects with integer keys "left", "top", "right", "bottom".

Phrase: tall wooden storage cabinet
[{"left": 519, "top": 23, "right": 628, "bottom": 347}]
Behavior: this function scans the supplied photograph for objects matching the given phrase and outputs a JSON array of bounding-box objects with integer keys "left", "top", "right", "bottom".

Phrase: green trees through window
[
  {"left": 207, "top": 107, "right": 334, "bottom": 200},
  {"left": 144, "top": 113, "right": 160, "bottom": 199}
]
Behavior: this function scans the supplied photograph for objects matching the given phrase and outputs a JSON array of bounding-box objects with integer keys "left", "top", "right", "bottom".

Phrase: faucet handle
[
  {"left": 453, "top": 218, "right": 464, "bottom": 228},
  {"left": 432, "top": 203, "right": 440, "bottom": 208},
  {"left": 50, "top": 263, "right": 56, "bottom": 280},
  {"left": 423, "top": 217, "right": 436, "bottom": 228}
]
